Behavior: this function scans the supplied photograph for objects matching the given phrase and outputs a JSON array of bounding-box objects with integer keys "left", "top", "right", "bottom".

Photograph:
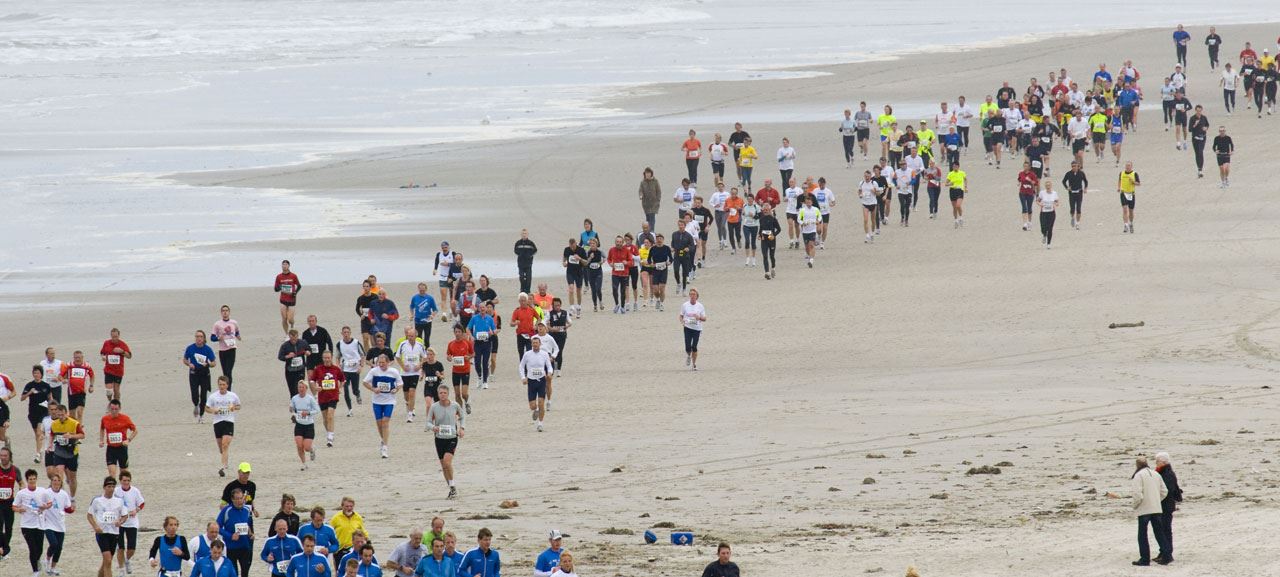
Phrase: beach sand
[{"left": 5, "top": 22, "right": 1280, "bottom": 576}]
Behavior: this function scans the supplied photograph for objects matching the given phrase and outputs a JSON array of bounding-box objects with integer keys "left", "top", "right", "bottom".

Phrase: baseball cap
[
  {"left": 441, "top": 240, "right": 450, "bottom": 247},
  {"left": 549, "top": 529, "right": 563, "bottom": 540},
  {"left": 238, "top": 462, "right": 252, "bottom": 473}
]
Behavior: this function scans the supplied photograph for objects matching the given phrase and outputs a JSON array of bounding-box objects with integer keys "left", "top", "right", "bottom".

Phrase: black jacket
[
  {"left": 1158, "top": 465, "right": 1183, "bottom": 513},
  {"left": 301, "top": 326, "right": 333, "bottom": 369},
  {"left": 514, "top": 238, "right": 538, "bottom": 268}
]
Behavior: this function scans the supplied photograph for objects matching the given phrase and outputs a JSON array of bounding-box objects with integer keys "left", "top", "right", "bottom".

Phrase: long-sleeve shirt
[
  {"left": 670, "top": 231, "right": 694, "bottom": 259},
  {"left": 301, "top": 327, "right": 333, "bottom": 369},
  {"left": 216, "top": 504, "right": 254, "bottom": 550},
  {"left": 518, "top": 349, "right": 554, "bottom": 381},
  {"left": 514, "top": 239, "right": 538, "bottom": 268},
  {"left": 457, "top": 547, "right": 501, "bottom": 577},
  {"left": 287, "top": 552, "right": 332, "bottom": 577},
  {"left": 261, "top": 534, "right": 304, "bottom": 575},
  {"left": 369, "top": 298, "right": 400, "bottom": 336},
  {"left": 757, "top": 213, "right": 781, "bottom": 240},
  {"left": 297, "top": 523, "right": 340, "bottom": 554},
  {"left": 415, "top": 555, "right": 457, "bottom": 577},
  {"left": 1061, "top": 170, "right": 1089, "bottom": 193},
  {"left": 290, "top": 394, "right": 321, "bottom": 425},
  {"left": 278, "top": 340, "right": 309, "bottom": 373}
]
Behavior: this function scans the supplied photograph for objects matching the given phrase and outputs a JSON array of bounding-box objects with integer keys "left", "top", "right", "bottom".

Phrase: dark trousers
[
  {"left": 1157, "top": 511, "right": 1175, "bottom": 559},
  {"left": 473, "top": 340, "right": 492, "bottom": 383},
  {"left": 0, "top": 506, "right": 12, "bottom": 556},
  {"left": 1175, "top": 44, "right": 1187, "bottom": 66},
  {"left": 959, "top": 126, "right": 970, "bottom": 148},
  {"left": 674, "top": 255, "right": 692, "bottom": 289},
  {"left": 1040, "top": 211, "right": 1056, "bottom": 245},
  {"left": 415, "top": 322, "right": 433, "bottom": 349},
  {"left": 644, "top": 212, "right": 656, "bottom": 233},
  {"left": 611, "top": 275, "right": 628, "bottom": 307},
  {"left": 218, "top": 348, "right": 236, "bottom": 387},
  {"left": 686, "top": 158, "right": 699, "bottom": 183},
  {"left": 516, "top": 334, "right": 531, "bottom": 362},
  {"left": 927, "top": 186, "right": 941, "bottom": 215},
  {"left": 550, "top": 333, "right": 566, "bottom": 369},
  {"left": 1224, "top": 89, "right": 1235, "bottom": 112},
  {"left": 779, "top": 169, "right": 793, "bottom": 189},
  {"left": 44, "top": 529, "right": 64, "bottom": 563},
  {"left": 727, "top": 221, "right": 742, "bottom": 250},
  {"left": 587, "top": 269, "right": 603, "bottom": 306},
  {"left": 898, "top": 194, "right": 911, "bottom": 224},
  {"left": 1137, "top": 514, "right": 1169, "bottom": 562},
  {"left": 1162, "top": 100, "right": 1174, "bottom": 124},
  {"left": 1208, "top": 46, "right": 1219, "bottom": 68},
  {"left": 343, "top": 371, "right": 361, "bottom": 409},
  {"left": 711, "top": 160, "right": 724, "bottom": 179},
  {"left": 1069, "top": 192, "right": 1083, "bottom": 216},
  {"left": 22, "top": 527, "right": 43, "bottom": 571},
  {"left": 227, "top": 547, "right": 253, "bottom": 577},
  {"left": 842, "top": 135, "right": 855, "bottom": 162},
  {"left": 761, "top": 239, "right": 776, "bottom": 272},
  {"left": 189, "top": 371, "right": 211, "bottom": 415},
  {"left": 517, "top": 266, "right": 532, "bottom": 294},
  {"left": 285, "top": 370, "right": 305, "bottom": 399},
  {"left": 1192, "top": 137, "right": 1206, "bottom": 170}
]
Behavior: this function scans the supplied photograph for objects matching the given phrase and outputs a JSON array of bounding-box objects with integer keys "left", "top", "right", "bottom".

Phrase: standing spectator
[
  {"left": 1130, "top": 457, "right": 1170, "bottom": 566},
  {"left": 638, "top": 168, "right": 662, "bottom": 232},
  {"left": 514, "top": 230, "right": 538, "bottom": 295},
  {"left": 701, "top": 542, "right": 740, "bottom": 577},
  {"left": 1154, "top": 452, "right": 1183, "bottom": 564}
]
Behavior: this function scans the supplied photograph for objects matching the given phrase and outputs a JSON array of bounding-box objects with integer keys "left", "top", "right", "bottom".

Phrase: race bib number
[
  {"left": 568, "top": 255, "right": 579, "bottom": 264},
  {"left": 290, "top": 357, "right": 303, "bottom": 368},
  {"left": 107, "top": 355, "right": 121, "bottom": 365},
  {"left": 0, "top": 487, "right": 11, "bottom": 499},
  {"left": 729, "top": 208, "right": 738, "bottom": 217},
  {"left": 684, "top": 316, "right": 700, "bottom": 329},
  {"left": 588, "top": 262, "right": 601, "bottom": 270},
  {"left": 342, "top": 358, "right": 359, "bottom": 371},
  {"left": 404, "top": 354, "right": 420, "bottom": 365},
  {"left": 281, "top": 284, "right": 295, "bottom": 295},
  {"left": 360, "top": 307, "right": 370, "bottom": 316},
  {"left": 276, "top": 561, "right": 290, "bottom": 573},
  {"left": 475, "top": 331, "right": 489, "bottom": 341},
  {"left": 71, "top": 368, "right": 87, "bottom": 379},
  {"left": 223, "top": 337, "right": 236, "bottom": 348},
  {"left": 528, "top": 367, "right": 546, "bottom": 379},
  {"left": 612, "top": 262, "right": 625, "bottom": 271},
  {"left": 108, "top": 432, "right": 124, "bottom": 444},
  {"left": 1124, "top": 193, "right": 1135, "bottom": 202},
  {"left": 102, "top": 512, "right": 119, "bottom": 525},
  {"left": 1031, "top": 160, "right": 1042, "bottom": 168},
  {"left": 947, "top": 144, "right": 958, "bottom": 150},
  {"left": 235, "top": 522, "right": 249, "bottom": 536},
  {"left": 451, "top": 356, "right": 465, "bottom": 367},
  {"left": 165, "top": 571, "right": 182, "bottom": 577},
  {"left": 194, "top": 355, "right": 208, "bottom": 366},
  {"left": 377, "top": 382, "right": 391, "bottom": 393},
  {"left": 992, "top": 126, "right": 1003, "bottom": 133},
  {"left": 321, "top": 378, "right": 337, "bottom": 391},
  {"left": 687, "top": 148, "right": 700, "bottom": 158},
  {"left": 438, "top": 425, "right": 455, "bottom": 436},
  {"left": 309, "top": 344, "right": 319, "bottom": 354},
  {"left": 655, "top": 262, "right": 667, "bottom": 271}
]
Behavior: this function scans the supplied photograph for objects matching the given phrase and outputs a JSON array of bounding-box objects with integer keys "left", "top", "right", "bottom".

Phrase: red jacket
[
  {"left": 755, "top": 186, "right": 780, "bottom": 209},
  {"left": 607, "top": 246, "right": 632, "bottom": 277}
]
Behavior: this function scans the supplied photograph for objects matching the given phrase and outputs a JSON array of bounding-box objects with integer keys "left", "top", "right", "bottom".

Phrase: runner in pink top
[{"left": 211, "top": 305, "right": 242, "bottom": 388}]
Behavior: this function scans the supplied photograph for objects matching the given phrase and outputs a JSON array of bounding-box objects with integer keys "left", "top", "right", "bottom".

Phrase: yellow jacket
[{"left": 329, "top": 511, "right": 366, "bottom": 549}]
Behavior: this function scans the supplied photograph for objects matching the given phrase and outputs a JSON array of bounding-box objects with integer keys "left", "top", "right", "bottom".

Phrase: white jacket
[{"left": 1131, "top": 467, "right": 1168, "bottom": 517}]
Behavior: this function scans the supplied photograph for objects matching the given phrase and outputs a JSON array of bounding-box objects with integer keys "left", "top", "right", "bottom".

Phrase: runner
[
  {"left": 337, "top": 326, "right": 364, "bottom": 417},
  {"left": 955, "top": 96, "right": 976, "bottom": 150},
  {"left": 270, "top": 494, "right": 300, "bottom": 536},
  {"left": 308, "top": 351, "right": 344, "bottom": 447},
  {"left": 859, "top": 171, "right": 881, "bottom": 243},
  {"left": 519, "top": 337, "right": 554, "bottom": 432},
  {"left": 297, "top": 507, "right": 338, "bottom": 561},
  {"left": 584, "top": 238, "right": 604, "bottom": 312},
  {"left": 98, "top": 400, "right": 136, "bottom": 479},
  {"left": 394, "top": 326, "right": 427, "bottom": 421},
  {"left": 1017, "top": 161, "right": 1039, "bottom": 231},
  {"left": 853, "top": 102, "right": 874, "bottom": 159},
  {"left": 58, "top": 351, "right": 93, "bottom": 422},
  {"left": 192, "top": 538, "right": 236, "bottom": 577},
  {"left": 690, "top": 196, "right": 713, "bottom": 269},
  {"left": 547, "top": 299, "right": 570, "bottom": 377},
  {"left": 1222, "top": 62, "right": 1239, "bottom": 114},
  {"left": 812, "top": 177, "right": 836, "bottom": 246},
  {"left": 216, "top": 488, "right": 255, "bottom": 576},
  {"left": 454, "top": 281, "right": 480, "bottom": 330},
  {"left": 708, "top": 181, "right": 729, "bottom": 252},
  {"left": 97, "top": 329, "right": 131, "bottom": 402},
  {"left": 209, "top": 305, "right": 241, "bottom": 388},
  {"left": 670, "top": 217, "right": 695, "bottom": 295},
  {"left": 607, "top": 236, "right": 633, "bottom": 314},
  {"left": 446, "top": 326, "right": 473, "bottom": 415},
  {"left": 260, "top": 518, "right": 302, "bottom": 577},
  {"left": 923, "top": 161, "right": 943, "bottom": 220},
  {"left": 368, "top": 289, "right": 400, "bottom": 343},
  {"left": 648, "top": 234, "right": 672, "bottom": 309},
  {"left": 532, "top": 323, "right": 559, "bottom": 410},
  {"left": 986, "top": 109, "right": 1006, "bottom": 168},
  {"left": 776, "top": 137, "right": 796, "bottom": 194},
  {"left": 39, "top": 349, "right": 64, "bottom": 406},
  {"left": 1187, "top": 105, "right": 1211, "bottom": 178},
  {"left": 329, "top": 499, "right": 366, "bottom": 568},
  {"left": 1037, "top": 181, "right": 1061, "bottom": 249},
  {"left": 737, "top": 137, "right": 758, "bottom": 192},
  {"left": 947, "top": 162, "right": 969, "bottom": 228},
  {"left": 1062, "top": 161, "right": 1090, "bottom": 229},
  {"left": 624, "top": 235, "right": 641, "bottom": 311},
  {"left": 355, "top": 280, "right": 377, "bottom": 350},
  {"left": 681, "top": 129, "right": 701, "bottom": 184},
  {"left": 272, "top": 260, "right": 301, "bottom": 336},
  {"left": 112, "top": 471, "right": 144, "bottom": 575},
  {"left": 562, "top": 238, "right": 586, "bottom": 318},
  {"left": 465, "top": 305, "right": 495, "bottom": 388},
  {"left": 728, "top": 123, "right": 750, "bottom": 185},
  {"left": 783, "top": 177, "right": 801, "bottom": 249},
  {"left": 739, "top": 193, "right": 759, "bottom": 267},
  {"left": 839, "top": 110, "right": 857, "bottom": 167},
  {"left": 876, "top": 105, "right": 896, "bottom": 159},
  {"left": 724, "top": 187, "right": 744, "bottom": 256},
  {"left": 420, "top": 348, "right": 446, "bottom": 410},
  {"left": 708, "top": 135, "right": 730, "bottom": 183},
  {"left": 288, "top": 382, "right": 319, "bottom": 471},
  {"left": 0, "top": 448, "right": 16, "bottom": 564},
  {"left": 88, "top": 476, "right": 128, "bottom": 577},
  {"left": 432, "top": 242, "right": 456, "bottom": 319},
  {"left": 679, "top": 288, "right": 707, "bottom": 371},
  {"left": 894, "top": 163, "right": 914, "bottom": 226},
  {"left": 278, "top": 330, "right": 309, "bottom": 400},
  {"left": 145, "top": 516, "right": 190, "bottom": 577},
  {"left": 47, "top": 404, "right": 82, "bottom": 498},
  {"left": 1171, "top": 92, "right": 1192, "bottom": 150},
  {"left": 302, "top": 315, "right": 334, "bottom": 372},
  {"left": 1212, "top": 126, "right": 1235, "bottom": 187},
  {"left": 534, "top": 530, "right": 564, "bottom": 577},
  {"left": 14, "top": 467, "right": 48, "bottom": 577},
  {"left": 361, "top": 355, "right": 402, "bottom": 459},
  {"left": 21, "top": 366, "right": 50, "bottom": 464},
  {"left": 42, "top": 472, "right": 71, "bottom": 574},
  {"left": 205, "top": 377, "right": 240, "bottom": 477},
  {"left": 672, "top": 178, "right": 695, "bottom": 220},
  {"left": 1088, "top": 107, "right": 1108, "bottom": 163},
  {"left": 639, "top": 235, "right": 654, "bottom": 308},
  {"left": 1118, "top": 161, "right": 1141, "bottom": 233},
  {"left": 796, "top": 196, "right": 820, "bottom": 268}
]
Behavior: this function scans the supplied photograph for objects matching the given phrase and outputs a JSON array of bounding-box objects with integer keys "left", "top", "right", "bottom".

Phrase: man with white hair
[
  {"left": 1154, "top": 452, "right": 1183, "bottom": 564},
  {"left": 1130, "top": 456, "right": 1169, "bottom": 566}
]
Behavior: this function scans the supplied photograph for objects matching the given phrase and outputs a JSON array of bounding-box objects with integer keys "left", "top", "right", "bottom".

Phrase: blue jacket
[
  {"left": 192, "top": 557, "right": 240, "bottom": 577},
  {"left": 414, "top": 555, "right": 457, "bottom": 577},
  {"left": 216, "top": 504, "right": 254, "bottom": 551},
  {"left": 287, "top": 552, "right": 332, "bottom": 577},
  {"left": 457, "top": 547, "right": 500, "bottom": 577},
  {"left": 297, "top": 523, "right": 340, "bottom": 554},
  {"left": 369, "top": 298, "right": 399, "bottom": 336},
  {"left": 261, "top": 534, "right": 305, "bottom": 575}
]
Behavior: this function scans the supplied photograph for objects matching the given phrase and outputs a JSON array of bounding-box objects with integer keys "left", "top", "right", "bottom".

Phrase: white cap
[{"left": 549, "top": 529, "right": 563, "bottom": 540}]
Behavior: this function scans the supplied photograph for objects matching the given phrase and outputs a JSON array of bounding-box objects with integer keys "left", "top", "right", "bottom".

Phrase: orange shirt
[
  {"left": 724, "top": 196, "right": 745, "bottom": 223},
  {"left": 100, "top": 413, "right": 136, "bottom": 447},
  {"left": 446, "top": 339, "right": 473, "bottom": 374},
  {"left": 511, "top": 306, "right": 538, "bottom": 337},
  {"left": 60, "top": 362, "right": 94, "bottom": 395},
  {"left": 532, "top": 292, "right": 554, "bottom": 311},
  {"left": 682, "top": 138, "right": 702, "bottom": 160}
]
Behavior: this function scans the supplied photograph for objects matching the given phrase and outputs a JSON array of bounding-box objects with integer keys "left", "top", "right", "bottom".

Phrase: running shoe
[
  {"left": 536, "top": 421, "right": 544, "bottom": 432},
  {"left": 481, "top": 380, "right": 489, "bottom": 390},
  {"left": 380, "top": 444, "right": 389, "bottom": 459},
  {"left": 346, "top": 409, "right": 353, "bottom": 418},
  {"left": 447, "top": 487, "right": 457, "bottom": 500},
  {"left": 326, "top": 439, "right": 333, "bottom": 448},
  {"left": 685, "top": 353, "right": 691, "bottom": 367},
  {"left": 465, "top": 402, "right": 472, "bottom": 415},
  {"left": 406, "top": 412, "right": 414, "bottom": 423},
  {"left": 310, "top": 448, "right": 316, "bottom": 461},
  {"left": 218, "top": 468, "right": 225, "bottom": 477}
]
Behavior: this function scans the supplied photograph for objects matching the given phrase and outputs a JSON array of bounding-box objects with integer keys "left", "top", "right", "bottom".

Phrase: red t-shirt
[
  {"left": 446, "top": 339, "right": 473, "bottom": 374},
  {"left": 0, "top": 373, "right": 13, "bottom": 396},
  {"left": 607, "top": 246, "right": 632, "bottom": 277},
  {"left": 755, "top": 186, "right": 780, "bottom": 209},
  {"left": 1017, "top": 171, "right": 1039, "bottom": 196},
  {"left": 100, "top": 339, "right": 131, "bottom": 377},
  {"left": 60, "top": 362, "right": 94, "bottom": 395},
  {"left": 0, "top": 465, "right": 17, "bottom": 502},
  {"left": 275, "top": 272, "right": 301, "bottom": 305},
  {"left": 510, "top": 306, "right": 537, "bottom": 337},
  {"left": 100, "top": 413, "right": 137, "bottom": 447},
  {"left": 310, "top": 365, "right": 345, "bottom": 404},
  {"left": 682, "top": 138, "right": 702, "bottom": 160}
]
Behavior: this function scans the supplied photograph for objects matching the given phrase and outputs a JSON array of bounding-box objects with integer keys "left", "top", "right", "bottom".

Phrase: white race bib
[
  {"left": 437, "top": 425, "right": 455, "bottom": 436},
  {"left": 568, "top": 255, "right": 579, "bottom": 264},
  {"left": 992, "top": 125, "right": 1003, "bottom": 133},
  {"left": 108, "top": 432, "right": 123, "bottom": 444},
  {"left": 107, "top": 355, "right": 122, "bottom": 365},
  {"left": 194, "top": 354, "right": 208, "bottom": 366},
  {"left": 342, "top": 358, "right": 359, "bottom": 372},
  {"left": 404, "top": 354, "right": 420, "bottom": 365},
  {"left": 71, "top": 368, "right": 87, "bottom": 379},
  {"left": 729, "top": 208, "right": 738, "bottom": 217},
  {"left": 528, "top": 367, "right": 546, "bottom": 379},
  {"left": 687, "top": 148, "right": 700, "bottom": 159},
  {"left": 290, "top": 357, "right": 303, "bottom": 369},
  {"left": 612, "top": 262, "right": 625, "bottom": 271},
  {"left": 655, "top": 262, "right": 667, "bottom": 271},
  {"left": 475, "top": 331, "right": 489, "bottom": 341},
  {"left": 588, "top": 262, "right": 601, "bottom": 270},
  {"left": 309, "top": 344, "right": 319, "bottom": 354},
  {"left": 451, "top": 356, "right": 465, "bottom": 367},
  {"left": 235, "top": 522, "right": 249, "bottom": 536},
  {"left": 276, "top": 560, "right": 290, "bottom": 573},
  {"left": 0, "top": 488, "right": 11, "bottom": 499},
  {"left": 102, "top": 512, "right": 119, "bottom": 525},
  {"left": 223, "top": 337, "right": 236, "bottom": 348},
  {"left": 165, "top": 571, "right": 182, "bottom": 577},
  {"left": 377, "top": 383, "right": 391, "bottom": 393},
  {"left": 1124, "top": 193, "right": 1135, "bottom": 201},
  {"left": 684, "top": 316, "right": 700, "bottom": 329},
  {"left": 321, "top": 378, "right": 337, "bottom": 391}
]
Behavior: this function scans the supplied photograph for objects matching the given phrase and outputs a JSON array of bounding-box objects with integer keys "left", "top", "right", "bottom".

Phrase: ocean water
[{"left": 1, "top": 0, "right": 1273, "bottom": 294}]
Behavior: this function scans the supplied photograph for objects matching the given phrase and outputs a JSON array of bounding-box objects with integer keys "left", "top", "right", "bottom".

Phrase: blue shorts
[
  {"left": 526, "top": 378, "right": 547, "bottom": 401},
  {"left": 1110, "top": 132, "right": 1123, "bottom": 144},
  {"left": 372, "top": 403, "right": 394, "bottom": 420}
]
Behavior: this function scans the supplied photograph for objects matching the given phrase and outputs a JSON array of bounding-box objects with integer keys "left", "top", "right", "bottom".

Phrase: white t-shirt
[
  {"left": 89, "top": 495, "right": 128, "bottom": 535},
  {"left": 206, "top": 390, "right": 241, "bottom": 424},
  {"left": 709, "top": 191, "right": 729, "bottom": 212},
  {"left": 338, "top": 339, "right": 364, "bottom": 373},
  {"left": 1067, "top": 117, "right": 1090, "bottom": 139},
  {"left": 435, "top": 251, "right": 454, "bottom": 280},
  {"left": 777, "top": 146, "right": 796, "bottom": 170},
  {"left": 41, "top": 359, "right": 64, "bottom": 389},
  {"left": 784, "top": 187, "right": 801, "bottom": 214},
  {"left": 16, "top": 486, "right": 50, "bottom": 529},
  {"left": 114, "top": 485, "right": 145, "bottom": 528},
  {"left": 1068, "top": 90, "right": 1086, "bottom": 108},
  {"left": 812, "top": 187, "right": 835, "bottom": 213},
  {"left": 708, "top": 142, "right": 729, "bottom": 162},
  {"left": 396, "top": 340, "right": 426, "bottom": 374},
  {"left": 674, "top": 187, "right": 695, "bottom": 212},
  {"left": 954, "top": 104, "right": 975, "bottom": 127},
  {"left": 859, "top": 180, "right": 881, "bottom": 205},
  {"left": 904, "top": 154, "right": 924, "bottom": 175},
  {"left": 534, "top": 334, "right": 560, "bottom": 359},
  {"left": 935, "top": 110, "right": 955, "bottom": 132},
  {"left": 683, "top": 219, "right": 700, "bottom": 238},
  {"left": 362, "top": 366, "right": 403, "bottom": 405},
  {"left": 1170, "top": 72, "right": 1186, "bottom": 91},
  {"left": 1038, "top": 189, "right": 1059, "bottom": 212},
  {"left": 681, "top": 301, "right": 706, "bottom": 331},
  {"left": 1222, "top": 69, "right": 1239, "bottom": 90},
  {"left": 43, "top": 488, "right": 71, "bottom": 533},
  {"left": 797, "top": 207, "right": 820, "bottom": 234},
  {"left": 895, "top": 169, "right": 914, "bottom": 195}
]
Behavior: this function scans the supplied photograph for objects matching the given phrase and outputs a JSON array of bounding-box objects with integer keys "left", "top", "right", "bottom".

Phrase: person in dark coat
[{"left": 1154, "top": 452, "right": 1183, "bottom": 564}]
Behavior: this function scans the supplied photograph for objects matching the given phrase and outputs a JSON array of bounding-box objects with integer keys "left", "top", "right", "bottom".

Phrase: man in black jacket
[
  {"left": 513, "top": 229, "right": 537, "bottom": 294},
  {"left": 701, "top": 543, "right": 740, "bottom": 577},
  {"left": 1154, "top": 452, "right": 1183, "bottom": 564},
  {"left": 301, "top": 315, "right": 333, "bottom": 370},
  {"left": 670, "top": 217, "right": 696, "bottom": 294}
]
